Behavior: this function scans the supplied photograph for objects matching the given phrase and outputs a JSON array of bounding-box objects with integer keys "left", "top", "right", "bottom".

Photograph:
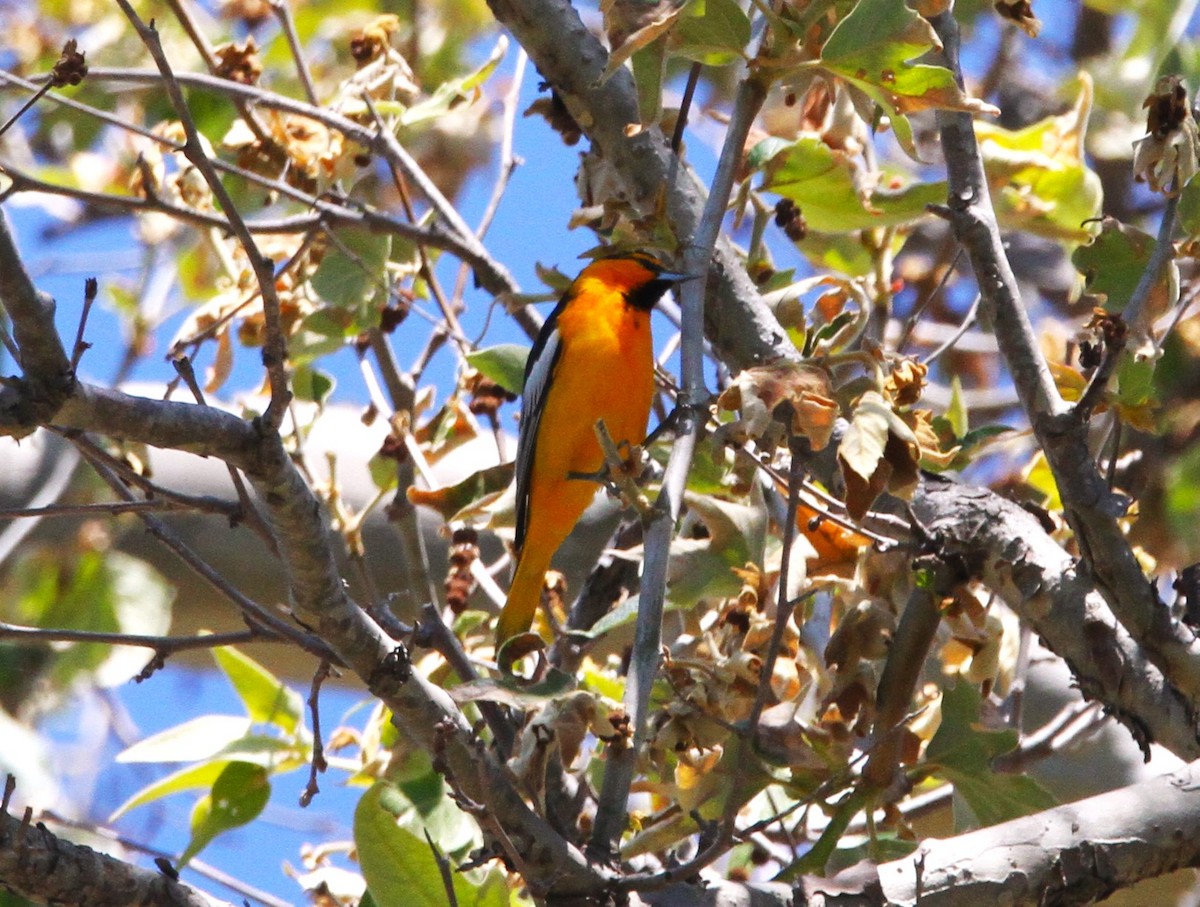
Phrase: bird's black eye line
[{"left": 627, "top": 277, "right": 675, "bottom": 311}]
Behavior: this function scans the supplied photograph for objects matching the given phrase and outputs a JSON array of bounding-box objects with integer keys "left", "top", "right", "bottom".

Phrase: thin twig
[
  {"left": 112, "top": 2, "right": 292, "bottom": 428},
  {"left": 471, "top": 48, "right": 527, "bottom": 241},
  {"left": 68, "top": 434, "right": 339, "bottom": 662},
  {"left": 299, "top": 660, "right": 332, "bottom": 807},
  {"left": 271, "top": 0, "right": 319, "bottom": 106},
  {"left": 0, "top": 499, "right": 190, "bottom": 519},
  {"left": 362, "top": 95, "right": 472, "bottom": 356},
  {"left": 897, "top": 246, "right": 964, "bottom": 353},
  {"left": 590, "top": 64, "right": 771, "bottom": 857},
  {"left": 4, "top": 66, "right": 522, "bottom": 299},
  {"left": 416, "top": 602, "right": 515, "bottom": 757},
  {"left": 921, "top": 292, "right": 981, "bottom": 366},
  {"left": 171, "top": 355, "right": 281, "bottom": 554},
  {"left": 54, "top": 430, "right": 242, "bottom": 519},
  {"left": 670, "top": 63, "right": 702, "bottom": 156},
  {"left": 424, "top": 830, "right": 461, "bottom": 907},
  {"left": 68, "top": 277, "right": 97, "bottom": 372},
  {"left": 0, "top": 82, "right": 52, "bottom": 141},
  {"left": 1119, "top": 192, "right": 1179, "bottom": 343},
  {"left": 746, "top": 443, "right": 804, "bottom": 734},
  {"left": 0, "top": 622, "right": 261, "bottom": 654}
]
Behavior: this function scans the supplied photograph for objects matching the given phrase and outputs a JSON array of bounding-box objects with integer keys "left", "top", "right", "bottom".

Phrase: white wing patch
[{"left": 513, "top": 328, "right": 561, "bottom": 552}]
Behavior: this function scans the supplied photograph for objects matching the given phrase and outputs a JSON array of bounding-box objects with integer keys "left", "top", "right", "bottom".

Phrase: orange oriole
[{"left": 496, "top": 252, "right": 689, "bottom": 644}]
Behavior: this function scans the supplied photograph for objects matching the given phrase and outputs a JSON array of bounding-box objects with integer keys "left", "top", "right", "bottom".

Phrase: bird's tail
[{"left": 496, "top": 547, "right": 553, "bottom": 644}]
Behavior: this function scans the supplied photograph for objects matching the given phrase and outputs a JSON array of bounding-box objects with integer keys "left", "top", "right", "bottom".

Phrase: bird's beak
[{"left": 658, "top": 269, "right": 703, "bottom": 283}]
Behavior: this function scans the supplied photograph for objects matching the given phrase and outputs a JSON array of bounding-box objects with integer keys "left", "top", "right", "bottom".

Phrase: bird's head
[{"left": 577, "top": 251, "right": 697, "bottom": 311}]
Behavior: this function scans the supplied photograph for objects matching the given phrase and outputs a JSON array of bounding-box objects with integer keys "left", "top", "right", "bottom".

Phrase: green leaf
[
  {"left": 1114, "top": 353, "right": 1157, "bottom": 409},
  {"left": 213, "top": 646, "right": 306, "bottom": 735},
  {"left": 926, "top": 683, "right": 1056, "bottom": 829},
  {"left": 110, "top": 761, "right": 232, "bottom": 821},
  {"left": 818, "top": 0, "right": 994, "bottom": 154},
  {"left": 311, "top": 228, "right": 392, "bottom": 312},
  {"left": 1023, "top": 451, "right": 1062, "bottom": 512},
  {"left": 673, "top": 0, "right": 751, "bottom": 65},
  {"left": 448, "top": 669, "right": 577, "bottom": 708},
  {"left": 179, "top": 762, "right": 270, "bottom": 867},
  {"left": 632, "top": 40, "right": 668, "bottom": 124},
  {"left": 827, "top": 834, "right": 918, "bottom": 874},
  {"left": 355, "top": 782, "right": 504, "bottom": 907},
  {"left": 465, "top": 344, "right": 529, "bottom": 395},
  {"left": 385, "top": 748, "right": 482, "bottom": 857},
  {"left": 946, "top": 770, "right": 1058, "bottom": 828},
  {"left": 398, "top": 37, "right": 509, "bottom": 126},
  {"left": 369, "top": 452, "right": 401, "bottom": 492},
  {"left": 977, "top": 78, "right": 1102, "bottom": 248},
  {"left": 407, "top": 461, "right": 515, "bottom": 522},
  {"left": 665, "top": 488, "right": 769, "bottom": 606},
  {"left": 1072, "top": 218, "right": 1156, "bottom": 313},
  {"left": 756, "top": 137, "right": 945, "bottom": 232},
  {"left": 293, "top": 365, "right": 335, "bottom": 406},
  {"left": 117, "top": 715, "right": 252, "bottom": 763}
]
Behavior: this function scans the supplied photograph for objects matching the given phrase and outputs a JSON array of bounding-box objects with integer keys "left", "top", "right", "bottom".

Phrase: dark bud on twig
[
  {"left": 1082, "top": 307, "right": 1127, "bottom": 350},
  {"left": 379, "top": 291, "right": 413, "bottom": 333},
  {"left": 466, "top": 373, "right": 516, "bottom": 419},
  {"left": 378, "top": 431, "right": 407, "bottom": 463},
  {"left": 445, "top": 527, "right": 480, "bottom": 614},
  {"left": 50, "top": 39, "right": 88, "bottom": 88},
  {"left": 773, "top": 198, "right": 807, "bottom": 242},
  {"left": 1078, "top": 340, "right": 1102, "bottom": 370}
]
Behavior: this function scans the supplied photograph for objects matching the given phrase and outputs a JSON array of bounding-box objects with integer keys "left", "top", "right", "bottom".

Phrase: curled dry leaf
[
  {"left": 901, "top": 408, "right": 961, "bottom": 470},
  {"left": 715, "top": 362, "right": 838, "bottom": 451},
  {"left": 885, "top": 356, "right": 927, "bottom": 407},
  {"left": 601, "top": 0, "right": 689, "bottom": 82},
  {"left": 349, "top": 15, "right": 402, "bottom": 67},
  {"left": 525, "top": 90, "right": 583, "bottom": 146},
  {"left": 993, "top": 0, "right": 1042, "bottom": 38},
  {"left": 1132, "top": 75, "right": 1200, "bottom": 196},
  {"left": 213, "top": 37, "right": 262, "bottom": 85},
  {"left": 838, "top": 390, "right": 921, "bottom": 520}
]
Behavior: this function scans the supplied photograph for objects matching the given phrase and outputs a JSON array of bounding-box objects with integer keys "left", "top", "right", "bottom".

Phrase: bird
[{"left": 495, "top": 251, "right": 692, "bottom": 646}]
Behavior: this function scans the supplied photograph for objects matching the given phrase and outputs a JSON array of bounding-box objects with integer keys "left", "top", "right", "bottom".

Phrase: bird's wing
[{"left": 513, "top": 312, "right": 564, "bottom": 553}]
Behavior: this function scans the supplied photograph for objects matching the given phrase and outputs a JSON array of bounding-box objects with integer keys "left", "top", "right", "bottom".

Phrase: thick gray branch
[
  {"left": 812, "top": 758, "right": 1200, "bottom": 906},
  {"left": 0, "top": 214, "right": 603, "bottom": 896},
  {"left": 0, "top": 214, "right": 72, "bottom": 433},
  {"left": 0, "top": 809, "right": 232, "bottom": 907},
  {"left": 915, "top": 475, "right": 1199, "bottom": 760},
  {"left": 928, "top": 11, "right": 1200, "bottom": 709}
]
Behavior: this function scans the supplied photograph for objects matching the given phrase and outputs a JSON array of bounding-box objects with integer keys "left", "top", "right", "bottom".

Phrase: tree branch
[
  {"left": 483, "top": 0, "right": 795, "bottom": 372},
  {"left": 0, "top": 214, "right": 72, "bottom": 434},
  {"left": 0, "top": 191, "right": 605, "bottom": 901},
  {"left": 0, "top": 803, "right": 233, "bottom": 907},
  {"left": 813, "top": 757, "right": 1200, "bottom": 906},
  {"left": 914, "top": 475, "right": 1200, "bottom": 760},
  {"left": 927, "top": 10, "right": 1200, "bottom": 711}
]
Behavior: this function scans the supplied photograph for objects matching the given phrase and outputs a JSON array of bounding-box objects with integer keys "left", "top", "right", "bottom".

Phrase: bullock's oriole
[{"left": 496, "top": 252, "right": 689, "bottom": 645}]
